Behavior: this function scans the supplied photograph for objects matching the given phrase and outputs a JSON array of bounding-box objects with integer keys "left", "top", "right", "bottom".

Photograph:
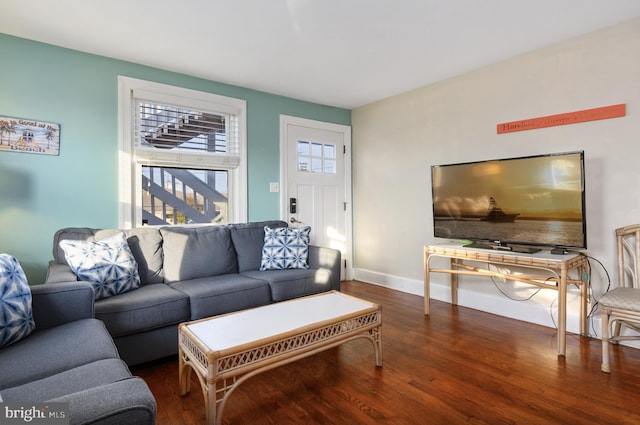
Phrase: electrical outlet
[{"left": 269, "top": 182, "right": 279, "bottom": 193}]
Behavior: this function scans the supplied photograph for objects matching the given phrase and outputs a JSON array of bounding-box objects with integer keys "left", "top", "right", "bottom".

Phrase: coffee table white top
[{"left": 186, "top": 292, "right": 377, "bottom": 351}]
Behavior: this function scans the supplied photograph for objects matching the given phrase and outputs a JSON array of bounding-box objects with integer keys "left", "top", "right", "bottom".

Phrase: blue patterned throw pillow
[
  {"left": 59, "top": 232, "right": 141, "bottom": 300},
  {"left": 260, "top": 226, "right": 311, "bottom": 270},
  {"left": 0, "top": 254, "right": 35, "bottom": 348}
]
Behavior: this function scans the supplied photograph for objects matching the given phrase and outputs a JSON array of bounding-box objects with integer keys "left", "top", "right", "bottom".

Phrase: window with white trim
[{"left": 118, "top": 77, "right": 247, "bottom": 228}]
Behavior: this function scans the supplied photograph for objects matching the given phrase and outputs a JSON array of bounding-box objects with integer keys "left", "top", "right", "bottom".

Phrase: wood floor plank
[{"left": 133, "top": 280, "right": 640, "bottom": 424}]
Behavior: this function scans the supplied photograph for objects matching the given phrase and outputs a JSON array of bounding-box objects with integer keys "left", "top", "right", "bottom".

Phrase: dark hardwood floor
[{"left": 133, "top": 281, "right": 640, "bottom": 424}]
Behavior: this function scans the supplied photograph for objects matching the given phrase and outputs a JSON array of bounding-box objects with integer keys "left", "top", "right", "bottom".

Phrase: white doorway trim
[{"left": 279, "top": 115, "right": 353, "bottom": 281}]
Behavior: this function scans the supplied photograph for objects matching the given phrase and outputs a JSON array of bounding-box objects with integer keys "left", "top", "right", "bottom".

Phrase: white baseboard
[{"left": 353, "top": 268, "right": 589, "bottom": 336}]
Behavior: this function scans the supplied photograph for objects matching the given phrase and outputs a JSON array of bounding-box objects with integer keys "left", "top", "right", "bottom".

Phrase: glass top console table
[{"left": 423, "top": 243, "right": 589, "bottom": 356}]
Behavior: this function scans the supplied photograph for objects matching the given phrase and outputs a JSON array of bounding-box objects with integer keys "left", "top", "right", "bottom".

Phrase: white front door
[{"left": 280, "top": 115, "right": 352, "bottom": 280}]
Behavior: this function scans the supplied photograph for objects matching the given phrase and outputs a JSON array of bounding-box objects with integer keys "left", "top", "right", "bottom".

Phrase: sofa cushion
[
  {"left": 161, "top": 225, "right": 237, "bottom": 282},
  {"left": 59, "top": 232, "right": 141, "bottom": 300},
  {"left": 260, "top": 226, "right": 311, "bottom": 270},
  {"left": 242, "top": 268, "right": 333, "bottom": 302},
  {"left": 49, "top": 377, "right": 156, "bottom": 424},
  {"left": 95, "top": 228, "right": 164, "bottom": 285},
  {"left": 169, "top": 274, "right": 271, "bottom": 319},
  {"left": 113, "top": 326, "right": 178, "bottom": 367},
  {"left": 49, "top": 377, "right": 156, "bottom": 425},
  {"left": 0, "top": 318, "right": 119, "bottom": 390},
  {"left": 0, "top": 254, "right": 35, "bottom": 348},
  {"left": 0, "top": 358, "right": 131, "bottom": 402},
  {"left": 95, "top": 283, "right": 190, "bottom": 337},
  {"left": 229, "top": 220, "right": 288, "bottom": 272}
]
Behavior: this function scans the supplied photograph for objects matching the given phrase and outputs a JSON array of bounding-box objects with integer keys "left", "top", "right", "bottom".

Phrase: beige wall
[{"left": 352, "top": 18, "right": 640, "bottom": 332}]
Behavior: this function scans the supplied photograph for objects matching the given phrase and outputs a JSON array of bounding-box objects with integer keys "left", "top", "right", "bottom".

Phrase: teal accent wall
[{"left": 0, "top": 34, "right": 351, "bottom": 282}]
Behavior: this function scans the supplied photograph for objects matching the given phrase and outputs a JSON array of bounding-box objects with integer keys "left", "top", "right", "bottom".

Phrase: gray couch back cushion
[
  {"left": 94, "top": 228, "right": 164, "bottom": 285},
  {"left": 228, "top": 221, "right": 287, "bottom": 272},
  {"left": 52, "top": 228, "right": 97, "bottom": 265},
  {"left": 160, "top": 226, "right": 237, "bottom": 282}
]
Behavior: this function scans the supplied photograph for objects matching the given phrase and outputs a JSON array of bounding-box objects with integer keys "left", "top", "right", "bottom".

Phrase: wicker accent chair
[{"left": 601, "top": 224, "right": 640, "bottom": 373}]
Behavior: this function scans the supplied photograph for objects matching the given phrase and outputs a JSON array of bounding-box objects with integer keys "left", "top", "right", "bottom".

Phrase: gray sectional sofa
[
  {"left": 46, "top": 221, "right": 341, "bottom": 366},
  {"left": 0, "top": 281, "right": 156, "bottom": 424}
]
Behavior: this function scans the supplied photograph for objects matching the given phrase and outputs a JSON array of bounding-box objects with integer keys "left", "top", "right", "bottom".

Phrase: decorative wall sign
[
  {"left": 497, "top": 104, "right": 626, "bottom": 134},
  {"left": 0, "top": 116, "right": 60, "bottom": 155}
]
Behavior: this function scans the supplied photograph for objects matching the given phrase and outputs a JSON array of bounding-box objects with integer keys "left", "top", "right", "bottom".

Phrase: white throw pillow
[
  {"left": 0, "top": 254, "right": 35, "bottom": 348},
  {"left": 59, "top": 232, "right": 141, "bottom": 300},
  {"left": 260, "top": 226, "right": 311, "bottom": 270}
]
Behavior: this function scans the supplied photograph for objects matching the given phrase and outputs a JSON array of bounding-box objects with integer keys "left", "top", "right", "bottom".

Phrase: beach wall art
[{"left": 0, "top": 116, "right": 60, "bottom": 156}]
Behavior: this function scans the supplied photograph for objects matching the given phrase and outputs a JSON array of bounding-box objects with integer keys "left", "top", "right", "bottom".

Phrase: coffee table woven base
[{"left": 178, "top": 291, "right": 382, "bottom": 425}]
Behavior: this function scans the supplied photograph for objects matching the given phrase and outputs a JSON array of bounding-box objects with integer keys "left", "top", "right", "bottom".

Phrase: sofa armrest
[
  {"left": 308, "top": 245, "right": 341, "bottom": 291},
  {"left": 45, "top": 260, "right": 78, "bottom": 283},
  {"left": 31, "top": 281, "right": 95, "bottom": 332},
  {"left": 49, "top": 377, "right": 156, "bottom": 425}
]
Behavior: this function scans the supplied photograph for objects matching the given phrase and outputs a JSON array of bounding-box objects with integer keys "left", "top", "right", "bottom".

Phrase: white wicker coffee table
[{"left": 178, "top": 290, "right": 383, "bottom": 425}]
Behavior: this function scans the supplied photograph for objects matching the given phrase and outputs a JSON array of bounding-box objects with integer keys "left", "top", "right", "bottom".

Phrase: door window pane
[
  {"left": 311, "top": 142, "right": 322, "bottom": 157},
  {"left": 312, "top": 158, "right": 323, "bottom": 173},
  {"left": 324, "top": 159, "right": 336, "bottom": 174},
  {"left": 297, "top": 141, "right": 309, "bottom": 155},
  {"left": 324, "top": 144, "right": 335, "bottom": 159},
  {"left": 297, "top": 157, "right": 309, "bottom": 172}
]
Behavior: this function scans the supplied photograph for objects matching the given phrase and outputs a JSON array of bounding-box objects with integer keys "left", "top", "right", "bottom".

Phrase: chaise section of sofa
[
  {"left": 0, "top": 281, "right": 156, "bottom": 425},
  {"left": 45, "top": 220, "right": 341, "bottom": 366}
]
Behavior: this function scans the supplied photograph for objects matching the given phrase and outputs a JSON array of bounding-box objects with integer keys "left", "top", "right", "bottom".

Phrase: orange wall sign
[{"left": 497, "top": 104, "right": 626, "bottom": 134}]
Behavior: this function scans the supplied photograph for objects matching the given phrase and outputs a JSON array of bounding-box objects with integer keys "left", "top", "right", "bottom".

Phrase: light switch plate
[{"left": 269, "top": 182, "right": 279, "bottom": 193}]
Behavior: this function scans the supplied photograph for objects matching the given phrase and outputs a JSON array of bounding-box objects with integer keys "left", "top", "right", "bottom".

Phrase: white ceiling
[{"left": 2, "top": 0, "right": 640, "bottom": 109}]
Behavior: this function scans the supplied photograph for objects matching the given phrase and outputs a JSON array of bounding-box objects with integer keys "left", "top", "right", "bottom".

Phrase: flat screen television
[{"left": 430, "top": 151, "right": 586, "bottom": 253}]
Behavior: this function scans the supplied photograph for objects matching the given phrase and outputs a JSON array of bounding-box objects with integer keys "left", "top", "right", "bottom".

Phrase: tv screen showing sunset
[{"left": 431, "top": 151, "right": 586, "bottom": 248}]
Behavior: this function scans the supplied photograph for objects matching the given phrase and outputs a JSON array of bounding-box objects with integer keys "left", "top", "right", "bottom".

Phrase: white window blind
[{"left": 133, "top": 98, "right": 241, "bottom": 169}]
